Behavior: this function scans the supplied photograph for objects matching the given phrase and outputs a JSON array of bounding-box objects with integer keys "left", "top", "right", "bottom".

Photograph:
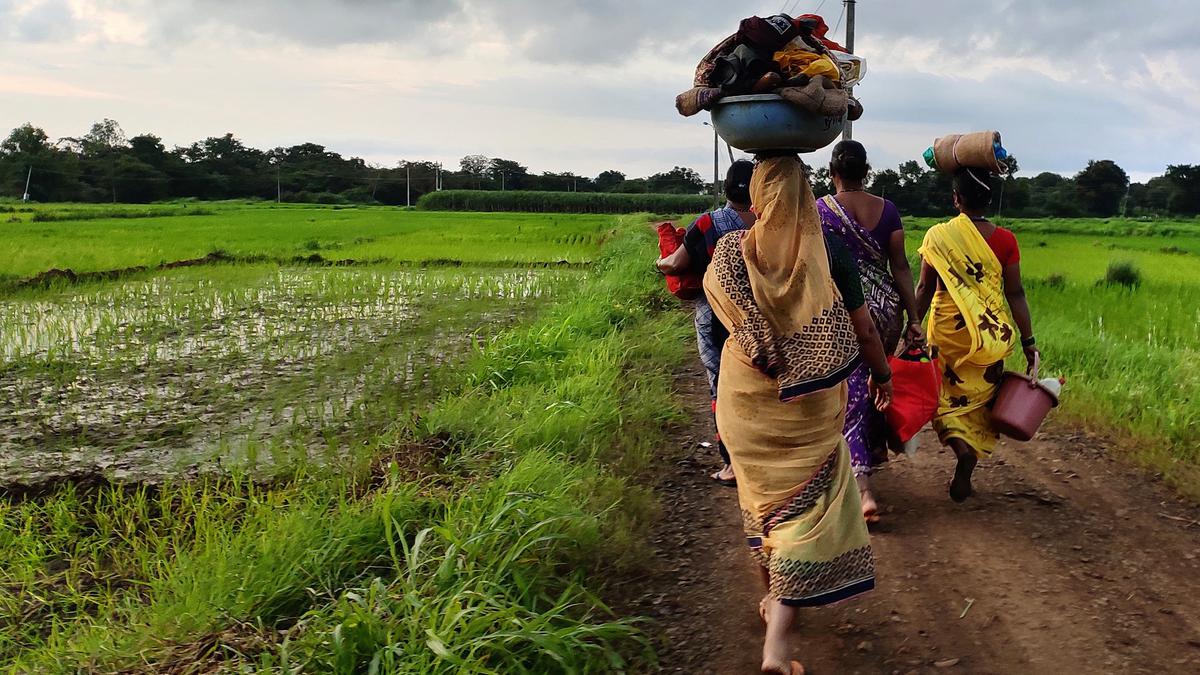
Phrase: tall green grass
[
  {"left": 1023, "top": 277, "right": 1199, "bottom": 483},
  {"left": 2, "top": 217, "right": 693, "bottom": 672}
]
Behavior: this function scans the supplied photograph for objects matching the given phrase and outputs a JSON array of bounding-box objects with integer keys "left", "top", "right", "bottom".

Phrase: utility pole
[
  {"left": 22, "top": 166, "right": 32, "bottom": 202},
  {"left": 843, "top": 0, "right": 857, "bottom": 141},
  {"left": 704, "top": 121, "right": 719, "bottom": 208}
]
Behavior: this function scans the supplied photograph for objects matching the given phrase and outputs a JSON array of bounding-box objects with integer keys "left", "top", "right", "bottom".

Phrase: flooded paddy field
[
  {"left": 1, "top": 264, "right": 581, "bottom": 488},
  {"left": 0, "top": 203, "right": 609, "bottom": 492}
]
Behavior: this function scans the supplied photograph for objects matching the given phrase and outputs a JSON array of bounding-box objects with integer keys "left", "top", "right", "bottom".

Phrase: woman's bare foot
[
  {"left": 949, "top": 452, "right": 978, "bottom": 502},
  {"left": 760, "top": 600, "right": 801, "bottom": 674},
  {"left": 710, "top": 464, "right": 736, "bottom": 486},
  {"left": 856, "top": 474, "right": 880, "bottom": 522}
]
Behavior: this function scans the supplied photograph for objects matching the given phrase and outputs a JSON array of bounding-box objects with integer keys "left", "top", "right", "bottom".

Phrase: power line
[{"left": 831, "top": 1, "right": 847, "bottom": 34}]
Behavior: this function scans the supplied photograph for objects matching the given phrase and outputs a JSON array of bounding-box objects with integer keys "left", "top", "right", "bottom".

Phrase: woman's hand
[
  {"left": 904, "top": 321, "right": 926, "bottom": 348},
  {"left": 869, "top": 375, "right": 893, "bottom": 410},
  {"left": 1024, "top": 345, "right": 1041, "bottom": 374}
]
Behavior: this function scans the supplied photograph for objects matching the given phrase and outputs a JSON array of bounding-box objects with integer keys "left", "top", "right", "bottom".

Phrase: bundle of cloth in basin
[{"left": 675, "top": 13, "right": 866, "bottom": 121}]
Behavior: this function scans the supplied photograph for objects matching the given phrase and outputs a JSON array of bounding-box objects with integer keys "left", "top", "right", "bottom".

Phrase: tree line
[
  {"left": 0, "top": 120, "right": 706, "bottom": 206},
  {"left": 2, "top": 119, "right": 1197, "bottom": 217},
  {"left": 810, "top": 156, "right": 1200, "bottom": 218}
]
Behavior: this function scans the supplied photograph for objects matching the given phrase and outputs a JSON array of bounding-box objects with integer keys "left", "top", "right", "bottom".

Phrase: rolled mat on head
[{"left": 932, "top": 131, "right": 1004, "bottom": 175}]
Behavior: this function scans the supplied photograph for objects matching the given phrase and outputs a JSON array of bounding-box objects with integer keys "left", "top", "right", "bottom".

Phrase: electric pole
[
  {"left": 23, "top": 166, "right": 32, "bottom": 202},
  {"left": 704, "top": 121, "right": 719, "bottom": 209},
  {"left": 843, "top": 0, "right": 857, "bottom": 141}
]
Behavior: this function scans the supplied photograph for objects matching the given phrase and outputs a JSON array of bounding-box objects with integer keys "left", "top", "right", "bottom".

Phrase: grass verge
[{"left": 1, "top": 217, "right": 693, "bottom": 672}]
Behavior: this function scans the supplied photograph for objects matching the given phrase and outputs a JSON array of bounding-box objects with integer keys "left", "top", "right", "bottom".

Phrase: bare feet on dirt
[
  {"left": 857, "top": 474, "right": 880, "bottom": 522},
  {"left": 949, "top": 452, "right": 978, "bottom": 502},
  {"left": 711, "top": 464, "right": 736, "bottom": 486}
]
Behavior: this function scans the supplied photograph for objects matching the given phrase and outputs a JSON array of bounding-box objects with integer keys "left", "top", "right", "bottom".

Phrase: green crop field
[
  {"left": 1, "top": 204, "right": 1197, "bottom": 671},
  {"left": 0, "top": 201, "right": 609, "bottom": 284}
]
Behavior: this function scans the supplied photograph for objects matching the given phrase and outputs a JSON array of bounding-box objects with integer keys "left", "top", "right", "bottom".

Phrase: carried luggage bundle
[
  {"left": 675, "top": 13, "right": 865, "bottom": 154},
  {"left": 922, "top": 130, "right": 1011, "bottom": 175}
]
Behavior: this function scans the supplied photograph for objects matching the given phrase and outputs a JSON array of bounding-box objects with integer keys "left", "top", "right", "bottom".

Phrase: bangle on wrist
[
  {"left": 872, "top": 369, "right": 892, "bottom": 384},
  {"left": 1021, "top": 335, "right": 1036, "bottom": 348}
]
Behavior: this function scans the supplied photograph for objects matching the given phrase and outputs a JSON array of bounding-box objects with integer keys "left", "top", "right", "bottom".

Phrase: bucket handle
[{"left": 1025, "top": 351, "right": 1040, "bottom": 384}]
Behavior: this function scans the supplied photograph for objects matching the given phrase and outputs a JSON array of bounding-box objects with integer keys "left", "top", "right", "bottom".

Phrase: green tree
[
  {"left": 594, "top": 170, "right": 625, "bottom": 192},
  {"left": 1074, "top": 159, "right": 1129, "bottom": 217},
  {"left": 459, "top": 155, "right": 490, "bottom": 189},
  {"left": 646, "top": 166, "right": 704, "bottom": 194},
  {"left": 488, "top": 158, "right": 528, "bottom": 190},
  {"left": 1164, "top": 164, "right": 1200, "bottom": 215}
]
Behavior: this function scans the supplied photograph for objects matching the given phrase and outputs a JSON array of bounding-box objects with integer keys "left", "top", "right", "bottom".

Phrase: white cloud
[{"left": 1, "top": 0, "right": 1198, "bottom": 181}]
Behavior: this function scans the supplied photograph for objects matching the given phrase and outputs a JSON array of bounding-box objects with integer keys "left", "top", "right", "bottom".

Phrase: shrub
[
  {"left": 1043, "top": 273, "right": 1067, "bottom": 289},
  {"left": 417, "top": 190, "right": 711, "bottom": 214},
  {"left": 1103, "top": 260, "right": 1142, "bottom": 288}
]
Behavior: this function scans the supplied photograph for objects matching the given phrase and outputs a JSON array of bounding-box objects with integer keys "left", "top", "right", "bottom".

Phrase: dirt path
[{"left": 628, "top": 365, "right": 1200, "bottom": 674}]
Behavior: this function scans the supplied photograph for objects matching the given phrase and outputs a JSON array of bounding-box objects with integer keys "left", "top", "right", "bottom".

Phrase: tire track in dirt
[{"left": 628, "top": 365, "right": 1200, "bottom": 674}]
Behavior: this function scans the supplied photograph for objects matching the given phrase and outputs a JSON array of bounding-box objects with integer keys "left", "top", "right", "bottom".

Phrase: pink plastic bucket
[{"left": 991, "top": 355, "right": 1058, "bottom": 441}]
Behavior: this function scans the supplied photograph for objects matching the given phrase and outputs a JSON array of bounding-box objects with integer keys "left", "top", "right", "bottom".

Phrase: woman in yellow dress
[
  {"left": 704, "top": 155, "right": 894, "bottom": 674},
  {"left": 916, "top": 167, "right": 1040, "bottom": 501}
]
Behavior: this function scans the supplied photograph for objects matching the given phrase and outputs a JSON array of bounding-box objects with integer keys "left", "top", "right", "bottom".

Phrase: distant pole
[
  {"left": 704, "top": 121, "right": 719, "bottom": 208},
  {"left": 713, "top": 125, "right": 720, "bottom": 208},
  {"left": 406, "top": 163, "right": 411, "bottom": 207},
  {"left": 22, "top": 166, "right": 32, "bottom": 202},
  {"left": 842, "top": 0, "right": 857, "bottom": 141}
]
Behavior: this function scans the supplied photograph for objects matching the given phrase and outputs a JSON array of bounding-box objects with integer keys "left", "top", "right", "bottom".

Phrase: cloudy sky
[{"left": 2, "top": 0, "right": 1197, "bottom": 182}]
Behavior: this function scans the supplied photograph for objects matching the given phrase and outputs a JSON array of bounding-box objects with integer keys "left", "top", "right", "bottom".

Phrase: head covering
[{"left": 703, "top": 156, "right": 860, "bottom": 400}]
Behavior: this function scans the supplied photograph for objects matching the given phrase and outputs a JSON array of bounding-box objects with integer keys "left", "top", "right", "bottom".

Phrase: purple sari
[{"left": 817, "top": 195, "right": 903, "bottom": 476}]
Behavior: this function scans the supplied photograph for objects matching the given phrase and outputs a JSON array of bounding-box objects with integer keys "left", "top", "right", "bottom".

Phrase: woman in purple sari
[{"left": 817, "top": 141, "right": 925, "bottom": 521}]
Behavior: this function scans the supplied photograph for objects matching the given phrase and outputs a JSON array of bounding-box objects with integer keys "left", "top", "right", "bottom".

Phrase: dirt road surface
[{"left": 626, "top": 366, "right": 1200, "bottom": 674}]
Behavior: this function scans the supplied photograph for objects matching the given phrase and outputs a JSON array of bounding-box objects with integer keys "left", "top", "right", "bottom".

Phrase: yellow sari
[
  {"left": 704, "top": 157, "right": 873, "bottom": 607},
  {"left": 919, "top": 214, "right": 1016, "bottom": 456}
]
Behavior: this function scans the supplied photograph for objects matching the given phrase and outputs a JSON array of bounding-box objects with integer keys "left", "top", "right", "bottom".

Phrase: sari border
[
  {"left": 778, "top": 355, "right": 861, "bottom": 402},
  {"left": 779, "top": 576, "right": 875, "bottom": 607}
]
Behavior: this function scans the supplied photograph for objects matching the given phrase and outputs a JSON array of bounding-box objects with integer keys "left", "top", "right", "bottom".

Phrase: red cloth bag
[
  {"left": 885, "top": 348, "right": 941, "bottom": 443},
  {"left": 656, "top": 222, "right": 703, "bottom": 300}
]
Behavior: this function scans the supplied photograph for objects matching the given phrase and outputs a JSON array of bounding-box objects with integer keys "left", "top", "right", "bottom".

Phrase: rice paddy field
[{"left": 0, "top": 202, "right": 1197, "bottom": 671}]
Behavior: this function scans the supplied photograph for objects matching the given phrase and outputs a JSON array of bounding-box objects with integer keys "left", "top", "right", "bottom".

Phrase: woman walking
[
  {"left": 915, "top": 166, "right": 1039, "bottom": 502},
  {"left": 704, "top": 155, "right": 893, "bottom": 674},
  {"left": 816, "top": 140, "right": 924, "bottom": 521},
  {"left": 657, "top": 160, "right": 756, "bottom": 486}
]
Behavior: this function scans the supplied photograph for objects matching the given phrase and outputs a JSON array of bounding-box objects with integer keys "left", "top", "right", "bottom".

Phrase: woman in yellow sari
[
  {"left": 704, "top": 155, "right": 894, "bottom": 675},
  {"left": 916, "top": 167, "right": 1040, "bottom": 502}
]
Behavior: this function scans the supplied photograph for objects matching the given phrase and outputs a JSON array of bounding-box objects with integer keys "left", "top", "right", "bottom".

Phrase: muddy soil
[
  {"left": 1, "top": 268, "right": 573, "bottom": 489},
  {"left": 627, "top": 364, "right": 1200, "bottom": 674}
]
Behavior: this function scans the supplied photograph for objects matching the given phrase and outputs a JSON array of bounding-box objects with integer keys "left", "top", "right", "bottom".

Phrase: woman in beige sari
[{"left": 704, "top": 155, "right": 894, "bottom": 674}]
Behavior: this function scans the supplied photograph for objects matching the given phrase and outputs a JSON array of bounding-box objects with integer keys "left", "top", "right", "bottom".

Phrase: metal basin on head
[{"left": 710, "top": 94, "right": 846, "bottom": 154}]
